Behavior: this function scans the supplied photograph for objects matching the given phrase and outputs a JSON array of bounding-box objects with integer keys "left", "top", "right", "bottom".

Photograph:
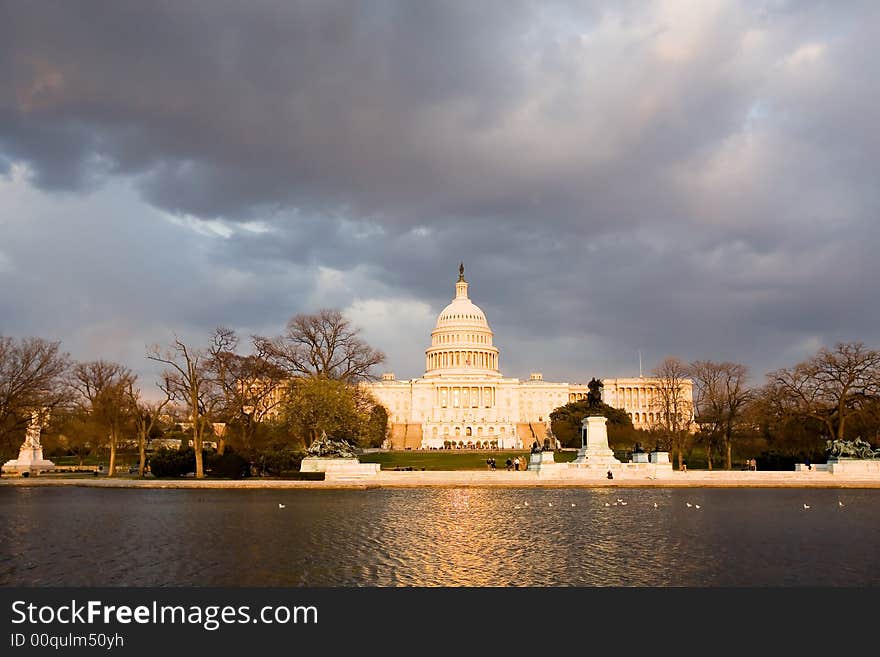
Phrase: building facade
[{"left": 364, "top": 266, "right": 693, "bottom": 449}]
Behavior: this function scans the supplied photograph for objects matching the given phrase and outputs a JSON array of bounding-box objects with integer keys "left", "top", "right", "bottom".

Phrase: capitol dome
[{"left": 424, "top": 264, "right": 501, "bottom": 378}]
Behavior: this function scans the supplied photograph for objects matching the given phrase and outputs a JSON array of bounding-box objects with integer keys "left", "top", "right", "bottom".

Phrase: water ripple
[{"left": 1, "top": 487, "right": 879, "bottom": 586}]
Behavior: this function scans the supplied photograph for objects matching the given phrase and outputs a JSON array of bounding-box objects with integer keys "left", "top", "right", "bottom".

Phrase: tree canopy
[
  {"left": 280, "top": 377, "right": 387, "bottom": 448},
  {"left": 550, "top": 397, "right": 634, "bottom": 448},
  {"left": 255, "top": 309, "right": 385, "bottom": 383}
]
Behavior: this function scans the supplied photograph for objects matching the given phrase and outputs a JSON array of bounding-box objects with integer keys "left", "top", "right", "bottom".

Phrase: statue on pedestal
[
  {"left": 3, "top": 409, "right": 56, "bottom": 475},
  {"left": 587, "top": 378, "right": 603, "bottom": 407},
  {"left": 23, "top": 411, "right": 43, "bottom": 450}
]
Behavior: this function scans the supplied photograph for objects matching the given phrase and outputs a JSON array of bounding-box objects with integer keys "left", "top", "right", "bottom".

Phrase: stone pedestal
[
  {"left": 571, "top": 416, "right": 620, "bottom": 468},
  {"left": 632, "top": 452, "right": 649, "bottom": 463},
  {"left": 528, "top": 450, "right": 555, "bottom": 471},
  {"left": 299, "top": 457, "right": 380, "bottom": 479},
  {"left": 649, "top": 451, "right": 670, "bottom": 464},
  {"left": 2, "top": 446, "right": 56, "bottom": 475},
  {"left": 827, "top": 458, "right": 880, "bottom": 475}
]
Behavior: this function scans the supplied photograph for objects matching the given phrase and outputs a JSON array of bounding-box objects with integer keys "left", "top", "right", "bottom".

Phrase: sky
[{"left": 2, "top": 0, "right": 879, "bottom": 394}]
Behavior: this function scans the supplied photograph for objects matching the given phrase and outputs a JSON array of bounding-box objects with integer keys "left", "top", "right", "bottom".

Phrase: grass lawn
[{"left": 358, "top": 450, "right": 580, "bottom": 471}]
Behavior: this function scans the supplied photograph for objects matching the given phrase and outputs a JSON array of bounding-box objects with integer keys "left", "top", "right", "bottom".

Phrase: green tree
[
  {"left": 280, "top": 377, "right": 389, "bottom": 448},
  {"left": 550, "top": 399, "right": 634, "bottom": 448},
  {"left": 364, "top": 401, "right": 389, "bottom": 448},
  {"left": 282, "top": 377, "right": 362, "bottom": 447}
]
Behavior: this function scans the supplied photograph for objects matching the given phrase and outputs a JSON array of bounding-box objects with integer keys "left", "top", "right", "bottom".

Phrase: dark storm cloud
[{"left": 2, "top": 1, "right": 880, "bottom": 385}]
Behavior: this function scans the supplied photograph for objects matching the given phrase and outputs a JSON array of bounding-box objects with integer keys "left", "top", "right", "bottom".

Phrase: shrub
[
  {"left": 208, "top": 450, "right": 250, "bottom": 479},
  {"left": 256, "top": 447, "right": 306, "bottom": 476},
  {"left": 148, "top": 448, "right": 196, "bottom": 478}
]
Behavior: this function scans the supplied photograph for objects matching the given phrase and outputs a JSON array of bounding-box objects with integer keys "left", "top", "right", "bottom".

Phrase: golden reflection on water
[{"left": 2, "top": 487, "right": 880, "bottom": 586}]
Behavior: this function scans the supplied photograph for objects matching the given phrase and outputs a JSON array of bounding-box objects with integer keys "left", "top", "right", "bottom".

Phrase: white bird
[
  {"left": 617, "top": 498, "right": 623, "bottom": 503},
  {"left": 524, "top": 501, "right": 529, "bottom": 507},
  {"left": 653, "top": 503, "right": 658, "bottom": 508},
  {"left": 604, "top": 502, "right": 610, "bottom": 507},
  {"left": 571, "top": 503, "right": 576, "bottom": 507},
  {"left": 838, "top": 501, "right": 845, "bottom": 508},
  {"left": 803, "top": 503, "right": 811, "bottom": 509},
  {"left": 548, "top": 502, "right": 553, "bottom": 507},
  {"left": 695, "top": 504, "right": 701, "bottom": 509},
  {"left": 620, "top": 501, "right": 628, "bottom": 506},
  {"left": 278, "top": 503, "right": 286, "bottom": 509},
  {"left": 686, "top": 502, "right": 693, "bottom": 508},
  {"left": 514, "top": 505, "right": 521, "bottom": 509}
]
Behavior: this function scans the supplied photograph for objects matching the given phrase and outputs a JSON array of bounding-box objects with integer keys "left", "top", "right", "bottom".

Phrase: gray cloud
[{"left": 2, "top": 1, "right": 880, "bottom": 389}]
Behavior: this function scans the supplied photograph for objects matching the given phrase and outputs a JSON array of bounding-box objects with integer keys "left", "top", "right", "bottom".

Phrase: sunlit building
[{"left": 365, "top": 266, "right": 693, "bottom": 449}]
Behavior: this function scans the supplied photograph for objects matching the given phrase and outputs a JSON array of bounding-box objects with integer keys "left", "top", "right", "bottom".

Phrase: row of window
[
  {"left": 434, "top": 333, "right": 490, "bottom": 345},
  {"left": 438, "top": 386, "right": 495, "bottom": 408},
  {"left": 440, "top": 314, "right": 484, "bottom": 322},
  {"left": 428, "top": 351, "right": 497, "bottom": 370},
  {"left": 611, "top": 387, "right": 660, "bottom": 407},
  {"left": 430, "top": 425, "right": 508, "bottom": 437},
  {"left": 630, "top": 412, "right": 684, "bottom": 424}
]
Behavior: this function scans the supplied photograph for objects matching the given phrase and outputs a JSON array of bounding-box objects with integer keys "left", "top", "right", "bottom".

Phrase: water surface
[{"left": 1, "top": 487, "right": 878, "bottom": 586}]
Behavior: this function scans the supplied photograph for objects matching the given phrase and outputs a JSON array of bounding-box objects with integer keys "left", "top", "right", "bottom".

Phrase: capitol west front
[{"left": 365, "top": 266, "right": 688, "bottom": 450}]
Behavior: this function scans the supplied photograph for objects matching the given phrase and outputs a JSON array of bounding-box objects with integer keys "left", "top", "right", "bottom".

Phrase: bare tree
[
  {"left": 209, "top": 343, "right": 288, "bottom": 456},
  {"left": 72, "top": 360, "right": 136, "bottom": 477},
  {"left": 147, "top": 330, "right": 233, "bottom": 478},
  {"left": 255, "top": 309, "right": 385, "bottom": 383},
  {"left": 766, "top": 342, "right": 880, "bottom": 442},
  {"left": 689, "top": 360, "right": 752, "bottom": 470},
  {"left": 205, "top": 327, "right": 240, "bottom": 455},
  {"left": 127, "top": 380, "right": 173, "bottom": 478},
  {"left": 651, "top": 356, "right": 694, "bottom": 470},
  {"left": 0, "top": 336, "right": 71, "bottom": 455}
]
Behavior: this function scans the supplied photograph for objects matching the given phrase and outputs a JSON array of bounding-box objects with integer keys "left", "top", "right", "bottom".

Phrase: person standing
[{"left": 514, "top": 456, "right": 520, "bottom": 471}]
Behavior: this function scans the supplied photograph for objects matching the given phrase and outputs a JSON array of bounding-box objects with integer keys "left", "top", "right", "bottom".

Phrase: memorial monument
[
  {"left": 571, "top": 416, "right": 621, "bottom": 469},
  {"left": 299, "top": 431, "right": 380, "bottom": 479},
  {"left": 2, "top": 411, "right": 56, "bottom": 475},
  {"left": 822, "top": 438, "right": 880, "bottom": 474}
]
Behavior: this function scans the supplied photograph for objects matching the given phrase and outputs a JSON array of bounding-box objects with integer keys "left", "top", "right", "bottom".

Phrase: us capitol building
[{"left": 365, "top": 265, "right": 691, "bottom": 450}]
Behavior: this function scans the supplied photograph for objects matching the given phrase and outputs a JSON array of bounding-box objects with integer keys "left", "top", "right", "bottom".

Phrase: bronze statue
[
  {"left": 307, "top": 431, "right": 358, "bottom": 458},
  {"left": 826, "top": 437, "right": 879, "bottom": 460},
  {"left": 587, "top": 378, "right": 603, "bottom": 407}
]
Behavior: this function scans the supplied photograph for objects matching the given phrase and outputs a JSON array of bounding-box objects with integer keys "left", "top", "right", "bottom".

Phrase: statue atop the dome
[{"left": 458, "top": 262, "right": 466, "bottom": 282}]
